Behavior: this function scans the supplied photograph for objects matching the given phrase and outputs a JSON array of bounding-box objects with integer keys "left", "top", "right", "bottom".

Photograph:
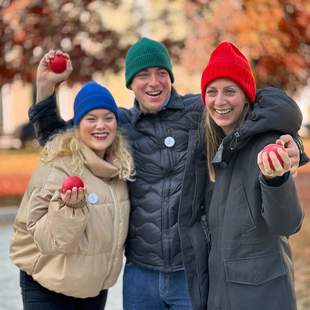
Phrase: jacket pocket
[
  {"left": 224, "top": 253, "right": 286, "bottom": 285},
  {"left": 224, "top": 254, "right": 295, "bottom": 310}
]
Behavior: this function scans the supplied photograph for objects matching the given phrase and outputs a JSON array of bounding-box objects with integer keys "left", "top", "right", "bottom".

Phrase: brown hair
[{"left": 203, "top": 104, "right": 250, "bottom": 182}]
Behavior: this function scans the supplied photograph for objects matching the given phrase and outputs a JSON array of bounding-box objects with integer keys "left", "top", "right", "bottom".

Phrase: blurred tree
[
  {"left": 0, "top": 0, "right": 184, "bottom": 86},
  {"left": 182, "top": 0, "right": 310, "bottom": 94},
  {"left": 0, "top": 0, "right": 129, "bottom": 85}
]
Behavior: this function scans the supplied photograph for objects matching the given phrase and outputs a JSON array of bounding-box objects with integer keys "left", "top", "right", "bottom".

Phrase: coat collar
[
  {"left": 130, "top": 88, "right": 185, "bottom": 125},
  {"left": 79, "top": 142, "right": 120, "bottom": 179}
]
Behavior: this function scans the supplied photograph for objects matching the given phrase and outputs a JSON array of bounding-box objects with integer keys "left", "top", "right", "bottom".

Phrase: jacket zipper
[{"left": 103, "top": 183, "right": 119, "bottom": 282}]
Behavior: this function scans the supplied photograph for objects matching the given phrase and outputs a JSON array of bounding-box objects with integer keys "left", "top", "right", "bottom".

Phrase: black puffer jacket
[{"left": 120, "top": 89, "right": 207, "bottom": 271}]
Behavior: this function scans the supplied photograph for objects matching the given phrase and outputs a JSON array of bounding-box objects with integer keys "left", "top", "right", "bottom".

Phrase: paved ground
[{"left": 0, "top": 220, "right": 22, "bottom": 310}]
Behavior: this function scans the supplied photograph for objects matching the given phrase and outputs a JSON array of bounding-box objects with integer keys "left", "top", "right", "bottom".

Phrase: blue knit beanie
[{"left": 73, "top": 81, "right": 119, "bottom": 126}]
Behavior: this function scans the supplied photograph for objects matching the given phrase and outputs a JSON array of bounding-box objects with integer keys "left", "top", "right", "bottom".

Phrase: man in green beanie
[
  {"left": 28, "top": 38, "right": 304, "bottom": 310},
  {"left": 124, "top": 37, "right": 174, "bottom": 114},
  {"left": 120, "top": 38, "right": 207, "bottom": 309}
]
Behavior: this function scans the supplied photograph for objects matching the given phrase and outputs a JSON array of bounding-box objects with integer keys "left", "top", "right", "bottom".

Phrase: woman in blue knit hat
[{"left": 10, "top": 81, "right": 135, "bottom": 309}]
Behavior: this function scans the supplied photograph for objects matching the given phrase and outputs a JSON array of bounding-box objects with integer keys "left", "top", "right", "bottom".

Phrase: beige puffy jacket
[{"left": 10, "top": 143, "right": 130, "bottom": 298}]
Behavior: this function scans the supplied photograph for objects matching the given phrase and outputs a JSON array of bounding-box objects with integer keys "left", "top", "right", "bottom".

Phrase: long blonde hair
[
  {"left": 203, "top": 104, "right": 250, "bottom": 182},
  {"left": 40, "top": 128, "right": 135, "bottom": 181}
]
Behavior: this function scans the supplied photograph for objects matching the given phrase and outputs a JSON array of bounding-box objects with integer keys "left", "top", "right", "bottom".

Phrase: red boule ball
[
  {"left": 61, "top": 176, "right": 84, "bottom": 193},
  {"left": 262, "top": 143, "right": 285, "bottom": 170},
  {"left": 48, "top": 54, "right": 67, "bottom": 73}
]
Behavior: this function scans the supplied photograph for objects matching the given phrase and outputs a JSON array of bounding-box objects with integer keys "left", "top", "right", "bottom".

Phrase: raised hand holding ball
[{"left": 48, "top": 54, "right": 67, "bottom": 73}]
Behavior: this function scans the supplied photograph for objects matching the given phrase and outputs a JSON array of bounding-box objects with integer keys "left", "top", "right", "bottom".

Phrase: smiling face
[
  {"left": 204, "top": 78, "right": 247, "bottom": 135},
  {"left": 129, "top": 67, "right": 172, "bottom": 114},
  {"left": 79, "top": 109, "right": 117, "bottom": 158}
]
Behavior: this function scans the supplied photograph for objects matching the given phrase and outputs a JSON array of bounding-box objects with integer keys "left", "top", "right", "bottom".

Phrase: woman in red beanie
[{"left": 200, "top": 42, "right": 306, "bottom": 310}]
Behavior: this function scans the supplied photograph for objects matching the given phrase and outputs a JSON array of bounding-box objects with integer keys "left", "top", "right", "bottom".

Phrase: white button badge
[
  {"left": 164, "top": 136, "right": 175, "bottom": 148},
  {"left": 87, "top": 193, "right": 98, "bottom": 204}
]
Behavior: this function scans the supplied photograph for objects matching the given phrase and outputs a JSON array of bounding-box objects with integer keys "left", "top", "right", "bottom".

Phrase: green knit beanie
[{"left": 125, "top": 37, "right": 174, "bottom": 88}]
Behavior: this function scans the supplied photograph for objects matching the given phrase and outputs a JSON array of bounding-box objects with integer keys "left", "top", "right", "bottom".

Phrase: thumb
[{"left": 276, "top": 139, "right": 285, "bottom": 147}]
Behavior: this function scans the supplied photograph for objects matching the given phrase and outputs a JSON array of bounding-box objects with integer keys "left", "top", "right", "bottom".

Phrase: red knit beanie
[{"left": 201, "top": 41, "right": 256, "bottom": 105}]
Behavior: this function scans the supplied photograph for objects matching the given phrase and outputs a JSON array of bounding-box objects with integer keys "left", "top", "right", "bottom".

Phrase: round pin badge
[
  {"left": 164, "top": 136, "right": 175, "bottom": 148},
  {"left": 87, "top": 193, "right": 98, "bottom": 204}
]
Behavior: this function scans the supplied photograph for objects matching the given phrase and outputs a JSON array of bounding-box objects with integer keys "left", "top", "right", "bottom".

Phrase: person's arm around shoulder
[
  {"left": 257, "top": 143, "right": 303, "bottom": 235},
  {"left": 29, "top": 50, "right": 73, "bottom": 146},
  {"left": 255, "top": 87, "right": 309, "bottom": 171}
]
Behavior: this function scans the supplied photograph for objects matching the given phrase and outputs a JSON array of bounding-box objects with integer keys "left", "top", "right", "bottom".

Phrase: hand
[
  {"left": 60, "top": 187, "right": 87, "bottom": 206},
  {"left": 257, "top": 146, "right": 291, "bottom": 179},
  {"left": 277, "top": 134, "right": 300, "bottom": 178},
  {"left": 36, "top": 50, "right": 73, "bottom": 102}
]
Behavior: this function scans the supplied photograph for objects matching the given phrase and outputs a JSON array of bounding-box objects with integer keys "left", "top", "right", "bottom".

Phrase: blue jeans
[
  {"left": 20, "top": 271, "right": 107, "bottom": 310},
  {"left": 123, "top": 261, "right": 192, "bottom": 310}
]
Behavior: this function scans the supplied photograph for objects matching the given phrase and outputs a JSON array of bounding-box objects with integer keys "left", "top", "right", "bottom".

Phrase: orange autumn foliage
[{"left": 182, "top": 0, "right": 310, "bottom": 94}]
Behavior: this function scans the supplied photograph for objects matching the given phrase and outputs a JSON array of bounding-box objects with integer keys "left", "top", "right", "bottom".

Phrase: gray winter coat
[{"left": 206, "top": 87, "right": 305, "bottom": 310}]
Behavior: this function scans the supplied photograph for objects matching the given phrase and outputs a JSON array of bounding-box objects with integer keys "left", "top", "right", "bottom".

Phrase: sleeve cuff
[
  {"left": 28, "top": 93, "right": 57, "bottom": 122},
  {"left": 259, "top": 171, "right": 290, "bottom": 187}
]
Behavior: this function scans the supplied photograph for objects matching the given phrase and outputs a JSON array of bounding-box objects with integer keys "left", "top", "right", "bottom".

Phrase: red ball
[
  {"left": 48, "top": 54, "right": 67, "bottom": 73},
  {"left": 262, "top": 143, "right": 286, "bottom": 170},
  {"left": 61, "top": 176, "right": 84, "bottom": 193}
]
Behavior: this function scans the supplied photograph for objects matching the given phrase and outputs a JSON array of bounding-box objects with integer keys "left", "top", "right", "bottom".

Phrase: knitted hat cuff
[
  {"left": 74, "top": 96, "right": 119, "bottom": 126},
  {"left": 201, "top": 61, "right": 256, "bottom": 103},
  {"left": 125, "top": 37, "right": 174, "bottom": 88},
  {"left": 201, "top": 42, "right": 256, "bottom": 105},
  {"left": 126, "top": 52, "right": 174, "bottom": 87},
  {"left": 73, "top": 81, "right": 119, "bottom": 126}
]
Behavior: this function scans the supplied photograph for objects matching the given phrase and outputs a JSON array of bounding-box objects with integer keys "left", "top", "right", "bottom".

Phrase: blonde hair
[
  {"left": 203, "top": 104, "right": 250, "bottom": 182},
  {"left": 40, "top": 128, "right": 135, "bottom": 181}
]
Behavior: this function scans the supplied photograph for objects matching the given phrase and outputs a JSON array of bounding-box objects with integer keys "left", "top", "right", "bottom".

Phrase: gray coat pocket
[{"left": 224, "top": 253, "right": 295, "bottom": 310}]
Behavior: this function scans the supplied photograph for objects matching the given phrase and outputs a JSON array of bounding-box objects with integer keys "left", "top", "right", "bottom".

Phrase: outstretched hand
[
  {"left": 257, "top": 145, "right": 291, "bottom": 179},
  {"left": 36, "top": 50, "right": 73, "bottom": 102},
  {"left": 60, "top": 187, "right": 87, "bottom": 207}
]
